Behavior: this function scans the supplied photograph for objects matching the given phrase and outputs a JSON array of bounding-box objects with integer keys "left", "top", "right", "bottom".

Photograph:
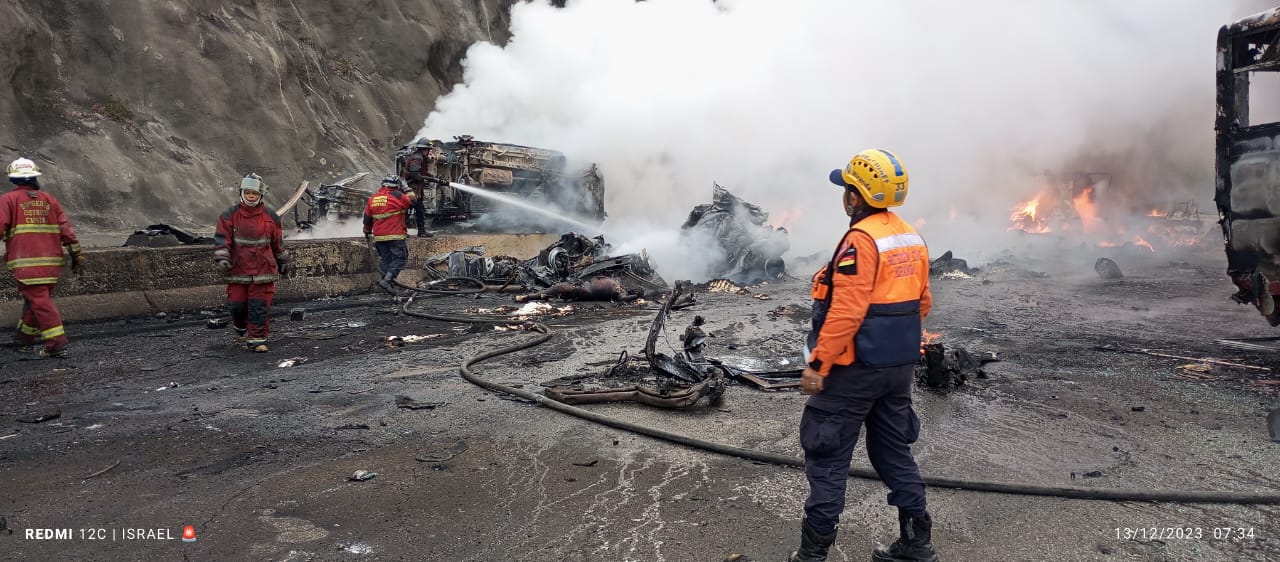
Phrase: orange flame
[
  {"left": 1148, "top": 208, "right": 1162, "bottom": 217},
  {"left": 1008, "top": 195, "right": 1051, "bottom": 233},
  {"left": 920, "top": 329, "right": 942, "bottom": 356},
  {"left": 1071, "top": 187, "right": 1101, "bottom": 233},
  {"left": 1133, "top": 235, "right": 1155, "bottom": 253},
  {"left": 771, "top": 207, "right": 803, "bottom": 230},
  {"left": 922, "top": 329, "right": 941, "bottom": 344}
]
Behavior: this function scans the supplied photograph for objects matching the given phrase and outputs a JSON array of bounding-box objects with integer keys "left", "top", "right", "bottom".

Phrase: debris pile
[
  {"left": 916, "top": 342, "right": 996, "bottom": 388},
  {"left": 123, "top": 224, "right": 211, "bottom": 247},
  {"left": 424, "top": 232, "right": 667, "bottom": 299},
  {"left": 542, "top": 281, "right": 726, "bottom": 408},
  {"left": 929, "top": 250, "right": 980, "bottom": 279},
  {"left": 681, "top": 184, "right": 789, "bottom": 284},
  {"left": 285, "top": 173, "right": 372, "bottom": 231}
]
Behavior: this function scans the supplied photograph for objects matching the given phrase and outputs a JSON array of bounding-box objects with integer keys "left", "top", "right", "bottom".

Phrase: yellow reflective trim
[
  {"left": 233, "top": 237, "right": 271, "bottom": 246},
  {"left": 372, "top": 211, "right": 403, "bottom": 220},
  {"left": 41, "top": 326, "right": 65, "bottom": 339},
  {"left": 17, "top": 321, "right": 41, "bottom": 336},
  {"left": 372, "top": 234, "right": 407, "bottom": 242},
  {"left": 67, "top": 243, "right": 81, "bottom": 253},
  {"left": 10, "top": 224, "right": 61, "bottom": 235},
  {"left": 19, "top": 277, "right": 60, "bottom": 285},
  {"left": 7, "top": 257, "right": 64, "bottom": 268}
]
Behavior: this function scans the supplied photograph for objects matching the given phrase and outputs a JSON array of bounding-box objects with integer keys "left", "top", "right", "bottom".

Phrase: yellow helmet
[
  {"left": 828, "top": 149, "right": 909, "bottom": 208},
  {"left": 7, "top": 157, "right": 42, "bottom": 178}
]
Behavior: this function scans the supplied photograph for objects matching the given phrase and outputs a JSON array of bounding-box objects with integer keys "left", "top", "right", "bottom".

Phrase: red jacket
[
  {"left": 214, "top": 202, "right": 287, "bottom": 284},
  {"left": 363, "top": 185, "right": 414, "bottom": 241},
  {"left": 0, "top": 185, "right": 79, "bottom": 285}
]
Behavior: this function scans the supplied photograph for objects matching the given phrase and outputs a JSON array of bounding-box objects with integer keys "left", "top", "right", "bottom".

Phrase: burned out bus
[{"left": 1215, "top": 6, "right": 1280, "bottom": 324}]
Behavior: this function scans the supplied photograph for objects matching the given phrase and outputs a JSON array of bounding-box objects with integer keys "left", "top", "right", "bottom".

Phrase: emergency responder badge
[{"left": 835, "top": 247, "right": 857, "bottom": 274}]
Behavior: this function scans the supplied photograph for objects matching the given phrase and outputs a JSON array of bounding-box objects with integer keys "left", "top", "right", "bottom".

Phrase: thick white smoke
[{"left": 419, "top": 0, "right": 1276, "bottom": 274}]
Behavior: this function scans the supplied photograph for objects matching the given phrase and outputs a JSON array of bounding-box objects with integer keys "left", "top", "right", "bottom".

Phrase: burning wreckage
[
  {"left": 396, "top": 135, "right": 606, "bottom": 228},
  {"left": 682, "top": 184, "right": 790, "bottom": 284},
  {"left": 422, "top": 184, "right": 792, "bottom": 299},
  {"left": 1216, "top": 6, "right": 1280, "bottom": 325},
  {"left": 277, "top": 135, "right": 608, "bottom": 233}
]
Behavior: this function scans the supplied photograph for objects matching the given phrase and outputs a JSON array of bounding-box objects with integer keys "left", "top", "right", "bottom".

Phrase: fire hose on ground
[{"left": 398, "top": 290, "right": 1280, "bottom": 506}]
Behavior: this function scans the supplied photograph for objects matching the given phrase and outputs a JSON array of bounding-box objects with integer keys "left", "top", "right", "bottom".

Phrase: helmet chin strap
[{"left": 241, "top": 191, "right": 262, "bottom": 207}]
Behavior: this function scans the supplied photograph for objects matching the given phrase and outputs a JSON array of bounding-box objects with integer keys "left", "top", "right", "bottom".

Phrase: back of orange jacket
[{"left": 806, "top": 210, "right": 931, "bottom": 375}]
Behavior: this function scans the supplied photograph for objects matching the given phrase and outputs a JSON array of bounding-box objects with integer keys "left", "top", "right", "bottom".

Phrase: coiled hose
[{"left": 399, "top": 292, "right": 1280, "bottom": 505}]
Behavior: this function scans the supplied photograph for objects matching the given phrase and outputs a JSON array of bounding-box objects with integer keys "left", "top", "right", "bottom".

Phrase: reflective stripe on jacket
[
  {"left": 214, "top": 202, "right": 285, "bottom": 284},
  {"left": 806, "top": 210, "right": 932, "bottom": 374},
  {"left": 0, "top": 185, "right": 80, "bottom": 285},
  {"left": 363, "top": 186, "right": 414, "bottom": 241}
]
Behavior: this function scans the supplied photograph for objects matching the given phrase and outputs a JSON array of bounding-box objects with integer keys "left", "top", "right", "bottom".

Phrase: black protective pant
[
  {"left": 800, "top": 362, "right": 927, "bottom": 536},
  {"left": 375, "top": 239, "right": 409, "bottom": 282}
]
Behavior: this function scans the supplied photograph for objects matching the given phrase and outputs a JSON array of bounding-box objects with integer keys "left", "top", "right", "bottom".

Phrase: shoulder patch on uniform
[
  {"left": 220, "top": 205, "right": 239, "bottom": 220},
  {"left": 835, "top": 246, "right": 857, "bottom": 275}
]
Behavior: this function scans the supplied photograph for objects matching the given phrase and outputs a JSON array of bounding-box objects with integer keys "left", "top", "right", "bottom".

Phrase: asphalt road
[{"left": 1, "top": 243, "right": 1277, "bottom": 561}]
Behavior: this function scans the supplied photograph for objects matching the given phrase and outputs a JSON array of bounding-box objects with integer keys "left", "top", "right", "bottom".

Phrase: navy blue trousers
[
  {"left": 800, "top": 362, "right": 927, "bottom": 536},
  {"left": 375, "top": 239, "right": 409, "bottom": 281}
]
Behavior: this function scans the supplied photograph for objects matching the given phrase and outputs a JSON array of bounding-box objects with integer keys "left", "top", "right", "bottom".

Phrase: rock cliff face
[{"left": 0, "top": 0, "right": 513, "bottom": 231}]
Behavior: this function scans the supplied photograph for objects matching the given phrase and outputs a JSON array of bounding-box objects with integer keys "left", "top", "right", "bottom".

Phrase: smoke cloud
[{"left": 419, "top": 0, "right": 1278, "bottom": 273}]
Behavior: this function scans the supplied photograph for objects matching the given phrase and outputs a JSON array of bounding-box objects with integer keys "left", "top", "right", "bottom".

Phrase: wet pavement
[{"left": 1, "top": 244, "right": 1277, "bottom": 561}]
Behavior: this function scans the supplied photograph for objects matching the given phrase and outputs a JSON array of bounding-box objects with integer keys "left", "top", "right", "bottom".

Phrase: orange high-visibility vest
[{"left": 809, "top": 211, "right": 929, "bottom": 368}]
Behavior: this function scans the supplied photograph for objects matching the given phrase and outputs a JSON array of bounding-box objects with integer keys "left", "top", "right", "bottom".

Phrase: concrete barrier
[{"left": 0, "top": 233, "right": 558, "bottom": 322}]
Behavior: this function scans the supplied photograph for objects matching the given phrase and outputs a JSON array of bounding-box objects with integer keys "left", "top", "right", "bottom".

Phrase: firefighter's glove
[
  {"left": 364, "top": 232, "right": 374, "bottom": 245},
  {"left": 214, "top": 258, "right": 232, "bottom": 273},
  {"left": 276, "top": 253, "right": 293, "bottom": 276},
  {"left": 69, "top": 251, "right": 85, "bottom": 275}
]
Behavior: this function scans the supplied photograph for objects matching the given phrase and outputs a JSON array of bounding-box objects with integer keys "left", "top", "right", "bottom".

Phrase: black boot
[
  {"left": 787, "top": 518, "right": 837, "bottom": 562},
  {"left": 872, "top": 512, "right": 938, "bottom": 562}
]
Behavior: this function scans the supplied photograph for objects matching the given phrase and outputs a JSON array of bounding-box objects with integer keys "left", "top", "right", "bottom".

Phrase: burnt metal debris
[
  {"left": 292, "top": 173, "right": 373, "bottom": 231},
  {"left": 543, "top": 281, "right": 727, "bottom": 408},
  {"left": 929, "top": 250, "right": 979, "bottom": 278},
  {"left": 681, "top": 184, "right": 789, "bottom": 284},
  {"left": 916, "top": 343, "right": 996, "bottom": 389},
  {"left": 424, "top": 232, "right": 668, "bottom": 298},
  {"left": 1095, "top": 257, "right": 1124, "bottom": 280},
  {"left": 395, "top": 135, "right": 605, "bottom": 227},
  {"left": 123, "top": 224, "right": 212, "bottom": 247},
  {"left": 1215, "top": 8, "right": 1280, "bottom": 325}
]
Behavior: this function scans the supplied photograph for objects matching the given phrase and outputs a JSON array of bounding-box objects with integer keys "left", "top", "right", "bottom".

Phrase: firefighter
[
  {"left": 1, "top": 157, "right": 83, "bottom": 358},
  {"left": 363, "top": 175, "right": 415, "bottom": 293},
  {"left": 213, "top": 173, "right": 290, "bottom": 353},
  {"left": 400, "top": 139, "right": 432, "bottom": 237},
  {"left": 790, "top": 149, "right": 937, "bottom": 562}
]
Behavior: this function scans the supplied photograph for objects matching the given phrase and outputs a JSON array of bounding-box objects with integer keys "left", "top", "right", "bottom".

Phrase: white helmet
[
  {"left": 239, "top": 173, "right": 266, "bottom": 206},
  {"left": 7, "top": 157, "right": 42, "bottom": 178}
]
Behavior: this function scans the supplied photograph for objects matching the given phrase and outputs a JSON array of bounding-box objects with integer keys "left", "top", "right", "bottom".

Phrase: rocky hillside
[{"left": 0, "top": 0, "right": 514, "bottom": 233}]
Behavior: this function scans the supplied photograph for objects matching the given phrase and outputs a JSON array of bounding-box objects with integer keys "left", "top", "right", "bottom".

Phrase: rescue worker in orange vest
[
  {"left": 213, "top": 173, "right": 290, "bottom": 353},
  {"left": 363, "top": 175, "right": 415, "bottom": 293},
  {"left": 1, "top": 157, "right": 83, "bottom": 358},
  {"left": 790, "top": 149, "right": 937, "bottom": 562}
]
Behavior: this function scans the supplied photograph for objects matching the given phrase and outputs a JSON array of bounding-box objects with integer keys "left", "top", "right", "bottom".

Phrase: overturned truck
[{"left": 396, "top": 135, "right": 606, "bottom": 228}]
